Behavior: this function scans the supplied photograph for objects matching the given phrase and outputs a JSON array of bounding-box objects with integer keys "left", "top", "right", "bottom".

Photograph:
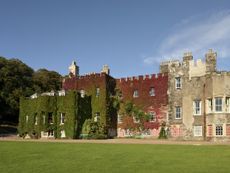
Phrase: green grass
[{"left": 0, "top": 141, "right": 230, "bottom": 173}]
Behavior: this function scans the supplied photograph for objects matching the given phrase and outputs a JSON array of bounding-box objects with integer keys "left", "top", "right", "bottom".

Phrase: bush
[
  {"left": 81, "top": 119, "right": 108, "bottom": 139},
  {"left": 158, "top": 126, "right": 167, "bottom": 139}
]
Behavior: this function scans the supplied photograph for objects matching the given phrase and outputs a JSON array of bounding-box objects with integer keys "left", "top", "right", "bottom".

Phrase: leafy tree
[
  {"left": 32, "top": 69, "right": 62, "bottom": 93},
  {"left": 0, "top": 57, "right": 34, "bottom": 123},
  {"left": 0, "top": 57, "right": 62, "bottom": 124}
]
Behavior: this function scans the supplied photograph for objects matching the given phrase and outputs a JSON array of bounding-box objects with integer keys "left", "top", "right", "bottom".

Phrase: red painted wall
[
  {"left": 116, "top": 73, "right": 168, "bottom": 111},
  {"left": 62, "top": 73, "right": 107, "bottom": 91},
  {"left": 62, "top": 72, "right": 168, "bottom": 128}
]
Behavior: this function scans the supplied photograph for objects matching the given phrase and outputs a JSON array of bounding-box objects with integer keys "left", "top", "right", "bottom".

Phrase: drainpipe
[{"left": 203, "top": 82, "right": 206, "bottom": 140}]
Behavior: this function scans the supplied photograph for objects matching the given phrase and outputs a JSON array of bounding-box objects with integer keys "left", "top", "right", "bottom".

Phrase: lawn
[{"left": 0, "top": 141, "right": 230, "bottom": 173}]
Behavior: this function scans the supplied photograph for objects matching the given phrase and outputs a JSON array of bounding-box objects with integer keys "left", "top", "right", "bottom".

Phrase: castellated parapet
[
  {"left": 117, "top": 73, "right": 166, "bottom": 83},
  {"left": 189, "top": 59, "right": 206, "bottom": 79}
]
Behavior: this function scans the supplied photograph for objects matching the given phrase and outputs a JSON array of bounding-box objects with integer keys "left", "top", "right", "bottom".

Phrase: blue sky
[{"left": 1, "top": 0, "right": 230, "bottom": 77}]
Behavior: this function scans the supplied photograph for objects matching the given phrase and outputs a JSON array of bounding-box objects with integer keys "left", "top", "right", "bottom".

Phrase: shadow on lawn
[{"left": 0, "top": 124, "right": 17, "bottom": 137}]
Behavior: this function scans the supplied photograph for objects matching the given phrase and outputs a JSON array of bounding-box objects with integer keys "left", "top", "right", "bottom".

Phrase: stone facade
[{"left": 160, "top": 49, "right": 230, "bottom": 141}]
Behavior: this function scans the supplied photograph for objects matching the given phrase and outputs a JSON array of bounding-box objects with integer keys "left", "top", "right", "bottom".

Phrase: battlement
[
  {"left": 189, "top": 59, "right": 206, "bottom": 79},
  {"left": 77, "top": 72, "right": 106, "bottom": 79},
  {"left": 160, "top": 60, "right": 180, "bottom": 66},
  {"left": 117, "top": 73, "right": 167, "bottom": 83},
  {"left": 189, "top": 59, "right": 205, "bottom": 67},
  {"left": 183, "top": 52, "right": 192, "bottom": 57},
  {"left": 213, "top": 71, "right": 230, "bottom": 76}
]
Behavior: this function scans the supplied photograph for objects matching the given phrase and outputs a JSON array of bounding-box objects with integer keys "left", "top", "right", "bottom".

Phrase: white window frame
[
  {"left": 43, "top": 115, "right": 46, "bottom": 124},
  {"left": 193, "top": 126, "right": 202, "bottom": 137},
  {"left": 149, "top": 87, "right": 155, "bottom": 96},
  {"left": 193, "top": 100, "right": 201, "bottom": 115},
  {"left": 133, "top": 90, "right": 139, "bottom": 98},
  {"left": 216, "top": 125, "right": 223, "bottom": 136},
  {"left": 175, "top": 106, "right": 182, "bottom": 119},
  {"left": 215, "top": 97, "right": 223, "bottom": 112},
  {"left": 35, "top": 115, "right": 38, "bottom": 125},
  {"left": 133, "top": 116, "right": 140, "bottom": 123},
  {"left": 60, "top": 130, "right": 66, "bottom": 138},
  {"left": 118, "top": 114, "right": 122, "bottom": 124},
  {"left": 175, "top": 77, "right": 182, "bottom": 89},
  {"left": 80, "top": 89, "right": 85, "bottom": 98},
  {"left": 58, "top": 90, "right": 65, "bottom": 96},
  {"left": 94, "top": 112, "right": 100, "bottom": 122},
  {"left": 60, "top": 113, "right": 65, "bottom": 125},
  {"left": 96, "top": 88, "right": 100, "bottom": 97}
]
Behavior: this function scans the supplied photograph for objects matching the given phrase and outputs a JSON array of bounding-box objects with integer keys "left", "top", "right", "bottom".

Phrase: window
[
  {"left": 60, "top": 130, "right": 66, "bottom": 138},
  {"left": 133, "top": 116, "right": 140, "bottom": 123},
  {"left": 118, "top": 114, "right": 122, "bottom": 124},
  {"left": 215, "top": 97, "right": 222, "bottom": 112},
  {"left": 58, "top": 90, "right": 65, "bottom": 96},
  {"left": 149, "top": 112, "right": 156, "bottom": 122},
  {"left": 96, "top": 88, "right": 100, "bottom": 97},
  {"left": 48, "top": 112, "right": 53, "bottom": 124},
  {"left": 94, "top": 112, "right": 100, "bottom": 122},
  {"left": 133, "top": 90, "right": 139, "bottom": 98},
  {"left": 34, "top": 114, "right": 38, "bottom": 125},
  {"left": 175, "top": 106, "right": 182, "bottom": 119},
  {"left": 207, "top": 99, "right": 213, "bottom": 113},
  {"left": 26, "top": 115, "right": 29, "bottom": 123},
  {"left": 60, "top": 113, "right": 65, "bottom": 124},
  {"left": 80, "top": 90, "right": 85, "bottom": 98},
  {"left": 193, "top": 126, "right": 202, "bottom": 137},
  {"left": 124, "top": 129, "right": 131, "bottom": 136},
  {"left": 216, "top": 125, "right": 223, "bottom": 136},
  {"left": 48, "top": 130, "right": 54, "bottom": 137},
  {"left": 193, "top": 100, "right": 201, "bottom": 115},
  {"left": 226, "top": 97, "right": 230, "bottom": 112},
  {"left": 175, "top": 77, "right": 182, "bottom": 89},
  {"left": 43, "top": 115, "right": 46, "bottom": 124},
  {"left": 149, "top": 87, "right": 155, "bottom": 96}
]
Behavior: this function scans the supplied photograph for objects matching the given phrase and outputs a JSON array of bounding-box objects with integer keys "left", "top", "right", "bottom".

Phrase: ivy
[
  {"left": 18, "top": 76, "right": 118, "bottom": 139},
  {"left": 18, "top": 91, "right": 92, "bottom": 139}
]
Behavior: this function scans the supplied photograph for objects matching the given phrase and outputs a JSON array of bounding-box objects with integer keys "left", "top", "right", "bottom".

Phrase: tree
[
  {"left": 32, "top": 69, "right": 62, "bottom": 93},
  {"left": 0, "top": 57, "right": 63, "bottom": 124},
  {"left": 0, "top": 57, "right": 34, "bottom": 123}
]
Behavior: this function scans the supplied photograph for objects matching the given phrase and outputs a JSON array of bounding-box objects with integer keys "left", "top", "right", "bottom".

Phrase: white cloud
[{"left": 144, "top": 10, "right": 230, "bottom": 65}]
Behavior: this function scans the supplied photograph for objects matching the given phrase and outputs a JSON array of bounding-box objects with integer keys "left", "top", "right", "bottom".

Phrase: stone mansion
[{"left": 18, "top": 49, "right": 230, "bottom": 141}]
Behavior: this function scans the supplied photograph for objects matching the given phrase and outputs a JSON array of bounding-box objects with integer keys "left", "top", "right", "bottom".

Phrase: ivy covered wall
[
  {"left": 18, "top": 95, "right": 57, "bottom": 138},
  {"left": 62, "top": 73, "right": 117, "bottom": 136},
  {"left": 18, "top": 91, "right": 92, "bottom": 139}
]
